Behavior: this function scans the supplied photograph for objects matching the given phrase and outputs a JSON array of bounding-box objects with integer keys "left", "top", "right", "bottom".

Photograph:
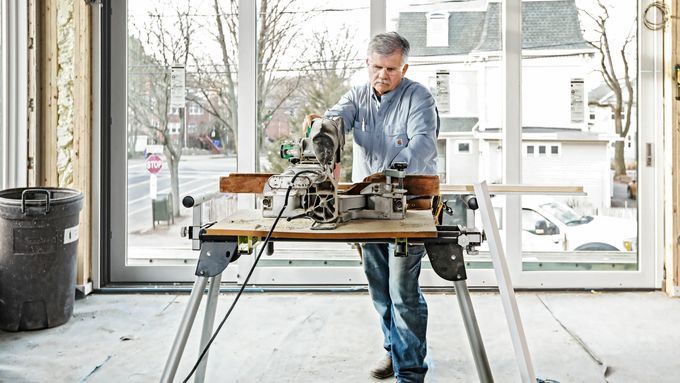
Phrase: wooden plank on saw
[
  {"left": 205, "top": 209, "right": 438, "bottom": 240},
  {"left": 220, "top": 173, "right": 440, "bottom": 197}
]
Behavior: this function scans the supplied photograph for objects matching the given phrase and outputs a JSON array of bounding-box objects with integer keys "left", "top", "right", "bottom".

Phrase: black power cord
[{"left": 182, "top": 170, "right": 319, "bottom": 383}]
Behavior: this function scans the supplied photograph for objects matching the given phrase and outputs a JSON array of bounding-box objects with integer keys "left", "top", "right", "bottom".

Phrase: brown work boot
[{"left": 370, "top": 355, "right": 394, "bottom": 379}]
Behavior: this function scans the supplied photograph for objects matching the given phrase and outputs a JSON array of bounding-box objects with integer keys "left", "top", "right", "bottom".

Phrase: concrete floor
[{"left": 0, "top": 290, "right": 679, "bottom": 382}]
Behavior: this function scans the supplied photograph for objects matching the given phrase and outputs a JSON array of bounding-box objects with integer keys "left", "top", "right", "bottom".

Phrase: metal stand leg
[
  {"left": 474, "top": 181, "right": 536, "bottom": 382},
  {"left": 195, "top": 273, "right": 223, "bottom": 383},
  {"left": 161, "top": 240, "right": 237, "bottom": 383},
  {"left": 454, "top": 279, "right": 493, "bottom": 383},
  {"left": 161, "top": 276, "right": 209, "bottom": 383},
  {"left": 426, "top": 241, "right": 493, "bottom": 382}
]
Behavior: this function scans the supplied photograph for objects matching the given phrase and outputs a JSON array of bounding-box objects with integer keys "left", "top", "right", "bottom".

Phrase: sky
[{"left": 127, "top": 0, "right": 640, "bottom": 89}]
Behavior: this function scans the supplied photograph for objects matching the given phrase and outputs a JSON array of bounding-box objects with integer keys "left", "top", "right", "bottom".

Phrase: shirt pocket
[
  {"left": 385, "top": 125, "right": 410, "bottom": 165},
  {"left": 387, "top": 124, "right": 409, "bottom": 147},
  {"left": 352, "top": 120, "right": 372, "bottom": 153}
]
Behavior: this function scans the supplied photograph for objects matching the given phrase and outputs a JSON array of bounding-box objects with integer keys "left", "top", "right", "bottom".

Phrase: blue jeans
[{"left": 362, "top": 243, "right": 428, "bottom": 383}]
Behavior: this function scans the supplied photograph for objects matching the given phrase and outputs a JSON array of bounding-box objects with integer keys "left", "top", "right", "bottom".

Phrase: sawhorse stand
[{"left": 161, "top": 181, "right": 536, "bottom": 382}]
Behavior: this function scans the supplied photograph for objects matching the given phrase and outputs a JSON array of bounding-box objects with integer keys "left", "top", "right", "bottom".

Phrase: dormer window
[{"left": 426, "top": 12, "right": 449, "bottom": 47}]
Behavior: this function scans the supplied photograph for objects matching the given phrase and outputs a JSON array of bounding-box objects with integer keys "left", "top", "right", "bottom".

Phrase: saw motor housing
[{"left": 262, "top": 117, "right": 408, "bottom": 229}]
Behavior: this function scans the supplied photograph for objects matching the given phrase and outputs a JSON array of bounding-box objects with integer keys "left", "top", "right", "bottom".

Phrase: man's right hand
[{"left": 302, "top": 114, "right": 321, "bottom": 134}]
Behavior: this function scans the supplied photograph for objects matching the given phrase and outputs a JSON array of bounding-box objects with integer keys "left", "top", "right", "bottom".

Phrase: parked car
[
  {"left": 516, "top": 197, "right": 637, "bottom": 252},
  {"left": 444, "top": 195, "right": 637, "bottom": 252}
]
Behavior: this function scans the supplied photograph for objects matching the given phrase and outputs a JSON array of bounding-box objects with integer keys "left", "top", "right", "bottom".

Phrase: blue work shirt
[{"left": 325, "top": 77, "right": 439, "bottom": 182}]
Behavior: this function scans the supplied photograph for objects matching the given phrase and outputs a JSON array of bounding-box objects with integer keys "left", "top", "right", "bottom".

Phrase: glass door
[
  {"left": 110, "top": 1, "right": 239, "bottom": 282},
  {"left": 244, "top": 0, "right": 371, "bottom": 285},
  {"left": 512, "top": 0, "right": 659, "bottom": 288}
]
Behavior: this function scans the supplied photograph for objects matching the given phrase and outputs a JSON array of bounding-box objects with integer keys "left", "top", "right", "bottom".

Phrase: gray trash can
[
  {"left": 152, "top": 192, "right": 174, "bottom": 228},
  {"left": 0, "top": 187, "right": 83, "bottom": 331}
]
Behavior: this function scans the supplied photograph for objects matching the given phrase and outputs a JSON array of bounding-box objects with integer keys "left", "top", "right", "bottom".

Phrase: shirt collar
[{"left": 371, "top": 78, "right": 408, "bottom": 105}]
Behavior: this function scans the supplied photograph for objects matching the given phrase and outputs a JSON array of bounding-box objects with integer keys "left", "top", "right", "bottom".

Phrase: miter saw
[{"left": 261, "top": 116, "right": 409, "bottom": 229}]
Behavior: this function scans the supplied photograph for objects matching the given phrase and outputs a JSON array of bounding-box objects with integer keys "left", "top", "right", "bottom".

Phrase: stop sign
[{"left": 146, "top": 154, "right": 163, "bottom": 174}]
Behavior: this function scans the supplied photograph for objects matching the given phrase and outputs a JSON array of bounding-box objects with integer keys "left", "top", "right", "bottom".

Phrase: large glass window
[
  {"left": 256, "top": 0, "right": 368, "bottom": 176},
  {"left": 389, "top": 0, "right": 502, "bottom": 275},
  {"left": 248, "top": 0, "right": 369, "bottom": 281},
  {"left": 125, "top": 2, "right": 238, "bottom": 265},
  {"left": 519, "top": 0, "right": 638, "bottom": 271},
  {"left": 389, "top": 0, "right": 503, "bottom": 188},
  {"left": 107, "top": 0, "right": 658, "bottom": 288}
]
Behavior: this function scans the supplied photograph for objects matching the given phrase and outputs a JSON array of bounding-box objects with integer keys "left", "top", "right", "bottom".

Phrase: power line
[{"left": 128, "top": 6, "right": 368, "bottom": 19}]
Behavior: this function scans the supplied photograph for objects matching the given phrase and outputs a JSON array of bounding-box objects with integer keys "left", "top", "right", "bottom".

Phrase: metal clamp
[
  {"left": 394, "top": 238, "right": 408, "bottom": 257},
  {"left": 424, "top": 242, "right": 467, "bottom": 281},
  {"left": 195, "top": 241, "right": 238, "bottom": 278}
]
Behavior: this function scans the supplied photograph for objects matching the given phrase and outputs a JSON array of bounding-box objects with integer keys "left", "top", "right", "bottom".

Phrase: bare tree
[
  {"left": 128, "top": 2, "right": 194, "bottom": 216},
  {"left": 581, "top": 1, "right": 636, "bottom": 177},
  {"left": 284, "top": 28, "right": 361, "bottom": 180},
  {"left": 188, "top": 0, "right": 307, "bottom": 167}
]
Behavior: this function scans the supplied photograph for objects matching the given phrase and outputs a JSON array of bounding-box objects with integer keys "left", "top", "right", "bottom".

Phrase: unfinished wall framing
[
  {"left": 36, "top": 0, "right": 92, "bottom": 289},
  {"left": 670, "top": 0, "right": 680, "bottom": 294}
]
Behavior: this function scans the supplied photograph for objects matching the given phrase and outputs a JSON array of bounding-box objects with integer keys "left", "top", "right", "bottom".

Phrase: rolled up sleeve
[{"left": 391, "top": 89, "right": 438, "bottom": 175}]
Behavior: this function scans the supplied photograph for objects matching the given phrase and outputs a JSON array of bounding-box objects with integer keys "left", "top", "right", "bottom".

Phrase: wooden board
[
  {"left": 74, "top": 0, "right": 92, "bottom": 287},
  {"left": 672, "top": 0, "right": 680, "bottom": 293},
  {"left": 220, "top": 173, "right": 274, "bottom": 193},
  {"left": 440, "top": 184, "right": 584, "bottom": 195},
  {"left": 205, "top": 210, "right": 438, "bottom": 240},
  {"left": 220, "top": 173, "right": 440, "bottom": 196},
  {"left": 39, "top": 0, "right": 59, "bottom": 187}
]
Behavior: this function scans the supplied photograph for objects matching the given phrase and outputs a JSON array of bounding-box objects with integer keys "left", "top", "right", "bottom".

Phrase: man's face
[{"left": 366, "top": 51, "right": 409, "bottom": 96}]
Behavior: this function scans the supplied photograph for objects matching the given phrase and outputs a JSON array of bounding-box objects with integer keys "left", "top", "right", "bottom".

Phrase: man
[{"left": 303, "top": 32, "right": 438, "bottom": 383}]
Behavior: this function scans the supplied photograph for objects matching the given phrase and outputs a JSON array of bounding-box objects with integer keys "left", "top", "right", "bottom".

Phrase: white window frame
[
  {"left": 106, "top": 0, "right": 662, "bottom": 289},
  {"left": 188, "top": 103, "right": 202, "bottom": 116},
  {"left": 523, "top": 142, "right": 560, "bottom": 157},
  {"left": 168, "top": 122, "right": 181, "bottom": 135},
  {"left": 426, "top": 12, "right": 449, "bottom": 47},
  {"left": 1, "top": 1, "right": 28, "bottom": 189},
  {"left": 549, "top": 144, "right": 560, "bottom": 156},
  {"left": 455, "top": 139, "right": 472, "bottom": 154},
  {"left": 509, "top": 0, "right": 662, "bottom": 289}
]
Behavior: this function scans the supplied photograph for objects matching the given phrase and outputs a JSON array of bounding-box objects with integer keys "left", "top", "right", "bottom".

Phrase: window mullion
[
  {"left": 4, "top": 0, "right": 28, "bottom": 188},
  {"left": 502, "top": 0, "right": 522, "bottom": 275},
  {"left": 237, "top": 0, "right": 257, "bottom": 209},
  {"left": 370, "top": 0, "right": 386, "bottom": 37}
]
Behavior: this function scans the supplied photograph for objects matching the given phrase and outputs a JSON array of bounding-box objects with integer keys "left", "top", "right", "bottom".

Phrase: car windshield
[{"left": 539, "top": 202, "right": 585, "bottom": 226}]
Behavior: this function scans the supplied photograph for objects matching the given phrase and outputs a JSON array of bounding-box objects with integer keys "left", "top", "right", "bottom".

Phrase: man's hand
[{"left": 302, "top": 114, "right": 321, "bottom": 134}]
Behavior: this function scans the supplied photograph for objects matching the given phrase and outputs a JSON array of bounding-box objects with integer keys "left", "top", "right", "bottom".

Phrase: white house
[{"left": 395, "top": 0, "right": 614, "bottom": 209}]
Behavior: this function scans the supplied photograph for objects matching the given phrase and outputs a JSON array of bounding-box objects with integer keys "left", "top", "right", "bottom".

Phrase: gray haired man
[{"left": 304, "top": 32, "right": 438, "bottom": 382}]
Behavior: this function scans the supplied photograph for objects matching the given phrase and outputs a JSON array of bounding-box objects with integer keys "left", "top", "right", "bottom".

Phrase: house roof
[
  {"left": 482, "top": 127, "right": 581, "bottom": 134},
  {"left": 398, "top": 0, "right": 592, "bottom": 57},
  {"left": 398, "top": 12, "right": 487, "bottom": 56},
  {"left": 588, "top": 82, "right": 613, "bottom": 103},
  {"left": 440, "top": 117, "right": 479, "bottom": 133},
  {"left": 588, "top": 77, "right": 637, "bottom": 104}
]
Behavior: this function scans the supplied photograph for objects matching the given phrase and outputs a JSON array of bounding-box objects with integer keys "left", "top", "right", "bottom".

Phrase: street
[{"left": 127, "top": 154, "right": 236, "bottom": 242}]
